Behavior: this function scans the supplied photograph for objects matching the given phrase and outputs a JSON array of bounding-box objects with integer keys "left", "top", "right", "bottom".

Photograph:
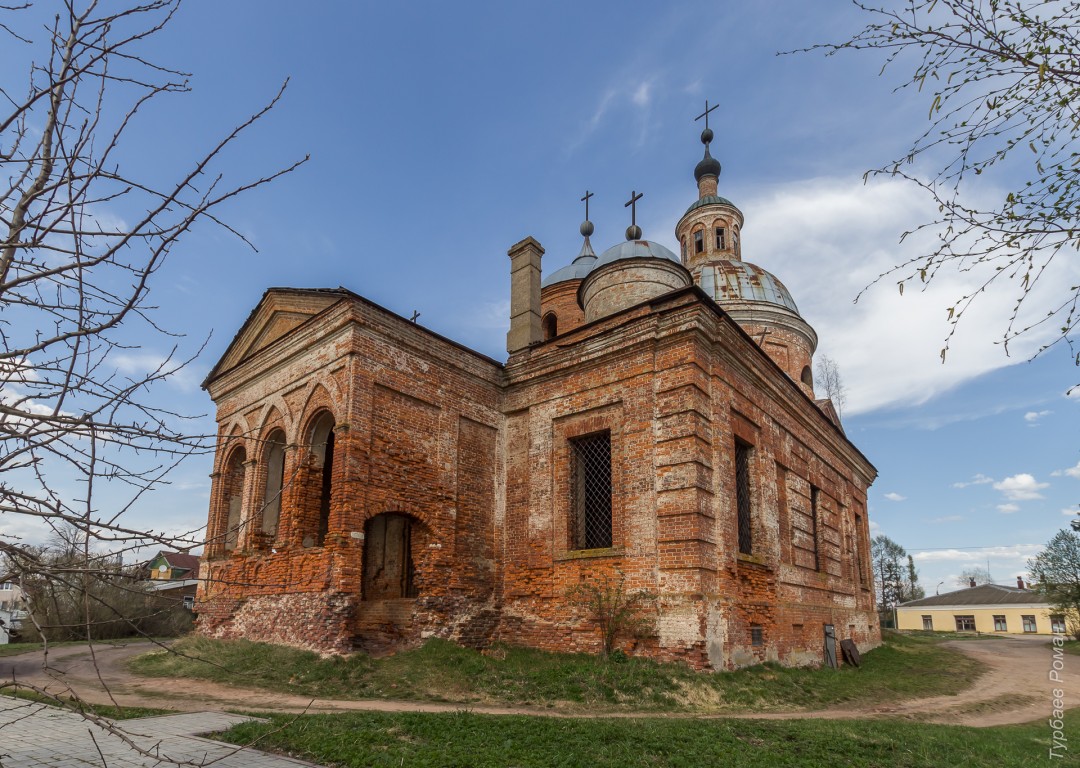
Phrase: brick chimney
[
  {"left": 506, "top": 236, "right": 544, "bottom": 355},
  {"left": 1017, "top": 576, "right": 1025, "bottom": 590}
]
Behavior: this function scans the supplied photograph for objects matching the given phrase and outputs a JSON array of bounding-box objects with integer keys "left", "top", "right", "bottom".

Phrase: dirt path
[{"left": 1, "top": 635, "right": 1072, "bottom": 726}]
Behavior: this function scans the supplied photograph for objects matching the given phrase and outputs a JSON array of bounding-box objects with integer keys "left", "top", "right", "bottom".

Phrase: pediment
[{"left": 207, "top": 289, "right": 347, "bottom": 384}]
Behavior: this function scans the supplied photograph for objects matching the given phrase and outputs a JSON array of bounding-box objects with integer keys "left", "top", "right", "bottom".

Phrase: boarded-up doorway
[{"left": 363, "top": 513, "right": 418, "bottom": 600}]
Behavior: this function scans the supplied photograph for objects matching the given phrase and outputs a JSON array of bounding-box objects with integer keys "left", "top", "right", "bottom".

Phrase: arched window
[
  {"left": 307, "top": 412, "right": 335, "bottom": 547},
  {"left": 542, "top": 312, "right": 558, "bottom": 340},
  {"left": 261, "top": 429, "right": 286, "bottom": 539},
  {"left": 693, "top": 229, "right": 704, "bottom": 254},
  {"left": 681, "top": 237, "right": 687, "bottom": 263},
  {"left": 222, "top": 448, "right": 246, "bottom": 552},
  {"left": 362, "top": 513, "right": 418, "bottom": 599},
  {"left": 801, "top": 366, "right": 814, "bottom": 390}
]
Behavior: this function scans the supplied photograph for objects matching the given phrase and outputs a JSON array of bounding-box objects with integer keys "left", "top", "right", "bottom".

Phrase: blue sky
[{"left": 3, "top": 1, "right": 1078, "bottom": 594}]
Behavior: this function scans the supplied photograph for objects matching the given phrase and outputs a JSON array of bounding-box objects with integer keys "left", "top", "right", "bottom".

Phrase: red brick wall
[
  {"left": 196, "top": 288, "right": 877, "bottom": 669},
  {"left": 197, "top": 296, "right": 503, "bottom": 654},
  {"left": 539, "top": 281, "right": 585, "bottom": 337}
]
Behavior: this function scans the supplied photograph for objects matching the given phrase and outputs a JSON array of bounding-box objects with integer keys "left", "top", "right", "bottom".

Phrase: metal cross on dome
[
  {"left": 624, "top": 189, "right": 643, "bottom": 224},
  {"left": 581, "top": 189, "right": 593, "bottom": 220},
  {"left": 695, "top": 99, "right": 719, "bottom": 130}
]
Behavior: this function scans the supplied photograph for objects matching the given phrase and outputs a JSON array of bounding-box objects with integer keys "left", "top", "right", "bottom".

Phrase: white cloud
[
  {"left": 1051, "top": 460, "right": 1080, "bottom": 479},
  {"left": 932, "top": 515, "right": 964, "bottom": 523},
  {"left": 0, "top": 511, "right": 51, "bottom": 546},
  {"left": 992, "top": 473, "right": 1049, "bottom": 501},
  {"left": 1062, "top": 508, "right": 1079, "bottom": 516},
  {"left": 997, "top": 503, "right": 1020, "bottom": 514},
  {"left": 112, "top": 351, "right": 201, "bottom": 394},
  {"left": 912, "top": 544, "right": 1041, "bottom": 563},
  {"left": 883, "top": 492, "right": 906, "bottom": 502},
  {"left": 739, "top": 176, "right": 1080, "bottom": 415},
  {"left": 1024, "top": 410, "right": 1052, "bottom": 425},
  {"left": 953, "top": 473, "right": 993, "bottom": 489},
  {"left": 868, "top": 519, "right": 881, "bottom": 534},
  {"left": 631, "top": 81, "right": 653, "bottom": 107}
]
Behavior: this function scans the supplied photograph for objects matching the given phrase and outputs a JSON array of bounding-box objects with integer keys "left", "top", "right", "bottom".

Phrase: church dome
[
  {"left": 699, "top": 259, "right": 799, "bottom": 313},
  {"left": 591, "top": 239, "right": 681, "bottom": 270},
  {"left": 542, "top": 257, "right": 595, "bottom": 288},
  {"left": 683, "top": 195, "right": 741, "bottom": 217},
  {"left": 578, "top": 239, "right": 691, "bottom": 323}
]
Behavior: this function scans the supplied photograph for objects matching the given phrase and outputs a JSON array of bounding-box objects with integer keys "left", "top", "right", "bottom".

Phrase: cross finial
[
  {"left": 580, "top": 189, "right": 593, "bottom": 221},
  {"left": 695, "top": 99, "right": 719, "bottom": 131},
  {"left": 624, "top": 190, "right": 644, "bottom": 241},
  {"left": 624, "top": 190, "right": 643, "bottom": 225},
  {"left": 410, "top": 310, "right": 421, "bottom": 323}
]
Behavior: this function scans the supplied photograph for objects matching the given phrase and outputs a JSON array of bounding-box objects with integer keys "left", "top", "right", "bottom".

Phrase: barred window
[
  {"left": 735, "top": 439, "right": 753, "bottom": 555},
  {"left": 570, "top": 431, "right": 612, "bottom": 550}
]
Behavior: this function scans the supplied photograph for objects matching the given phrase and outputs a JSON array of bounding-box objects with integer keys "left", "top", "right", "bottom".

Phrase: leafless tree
[
  {"left": 815, "top": 354, "right": 847, "bottom": 420},
  {"left": 807, "top": 1, "right": 1080, "bottom": 371},
  {"left": 955, "top": 566, "right": 992, "bottom": 588},
  {"left": 0, "top": 0, "right": 304, "bottom": 754}
]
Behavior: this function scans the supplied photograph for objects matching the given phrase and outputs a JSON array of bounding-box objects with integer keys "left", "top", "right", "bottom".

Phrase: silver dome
[{"left": 699, "top": 260, "right": 800, "bottom": 313}]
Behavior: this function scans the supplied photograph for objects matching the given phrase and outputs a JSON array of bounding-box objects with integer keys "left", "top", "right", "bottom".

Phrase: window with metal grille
[
  {"left": 735, "top": 439, "right": 753, "bottom": 555},
  {"left": 751, "top": 625, "right": 763, "bottom": 646},
  {"left": 570, "top": 431, "right": 612, "bottom": 550}
]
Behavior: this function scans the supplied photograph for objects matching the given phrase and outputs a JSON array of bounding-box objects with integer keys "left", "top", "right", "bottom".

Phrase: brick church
[{"left": 195, "top": 117, "right": 880, "bottom": 670}]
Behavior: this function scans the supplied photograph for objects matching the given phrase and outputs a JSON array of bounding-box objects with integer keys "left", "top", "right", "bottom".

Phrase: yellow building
[{"left": 896, "top": 582, "right": 1068, "bottom": 636}]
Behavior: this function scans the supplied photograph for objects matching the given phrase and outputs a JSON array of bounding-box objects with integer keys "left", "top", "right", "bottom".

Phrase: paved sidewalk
[{"left": 0, "top": 697, "right": 322, "bottom": 767}]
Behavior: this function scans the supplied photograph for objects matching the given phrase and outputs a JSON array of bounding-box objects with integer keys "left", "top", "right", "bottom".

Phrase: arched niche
[
  {"left": 362, "top": 512, "right": 419, "bottom": 600},
  {"left": 261, "top": 429, "right": 287, "bottom": 539}
]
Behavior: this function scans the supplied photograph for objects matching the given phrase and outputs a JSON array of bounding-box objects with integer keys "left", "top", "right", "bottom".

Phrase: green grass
[
  {"left": 0, "top": 641, "right": 72, "bottom": 657},
  {"left": 0, "top": 637, "right": 169, "bottom": 657},
  {"left": 129, "top": 631, "right": 983, "bottom": 713},
  {"left": 0, "top": 688, "right": 170, "bottom": 720},
  {"left": 213, "top": 708, "right": 1078, "bottom": 768},
  {"left": 1062, "top": 640, "right": 1080, "bottom": 656}
]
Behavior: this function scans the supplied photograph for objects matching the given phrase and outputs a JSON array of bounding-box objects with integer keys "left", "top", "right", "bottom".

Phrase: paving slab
[{"left": 0, "top": 697, "right": 322, "bottom": 767}]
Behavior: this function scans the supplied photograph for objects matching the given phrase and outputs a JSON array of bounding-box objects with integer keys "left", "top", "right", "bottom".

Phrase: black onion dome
[{"left": 694, "top": 147, "right": 721, "bottom": 181}]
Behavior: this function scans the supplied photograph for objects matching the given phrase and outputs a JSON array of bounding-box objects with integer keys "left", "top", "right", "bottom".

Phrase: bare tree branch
[
  {"left": 0, "top": 2, "right": 305, "bottom": 760},
  {"left": 800, "top": 0, "right": 1080, "bottom": 370}
]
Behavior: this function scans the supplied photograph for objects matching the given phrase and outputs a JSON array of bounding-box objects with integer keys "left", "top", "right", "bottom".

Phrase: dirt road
[{"left": 1, "top": 635, "right": 1072, "bottom": 726}]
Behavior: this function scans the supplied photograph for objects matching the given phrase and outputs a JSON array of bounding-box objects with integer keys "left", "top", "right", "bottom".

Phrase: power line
[{"left": 907, "top": 546, "right": 1041, "bottom": 553}]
